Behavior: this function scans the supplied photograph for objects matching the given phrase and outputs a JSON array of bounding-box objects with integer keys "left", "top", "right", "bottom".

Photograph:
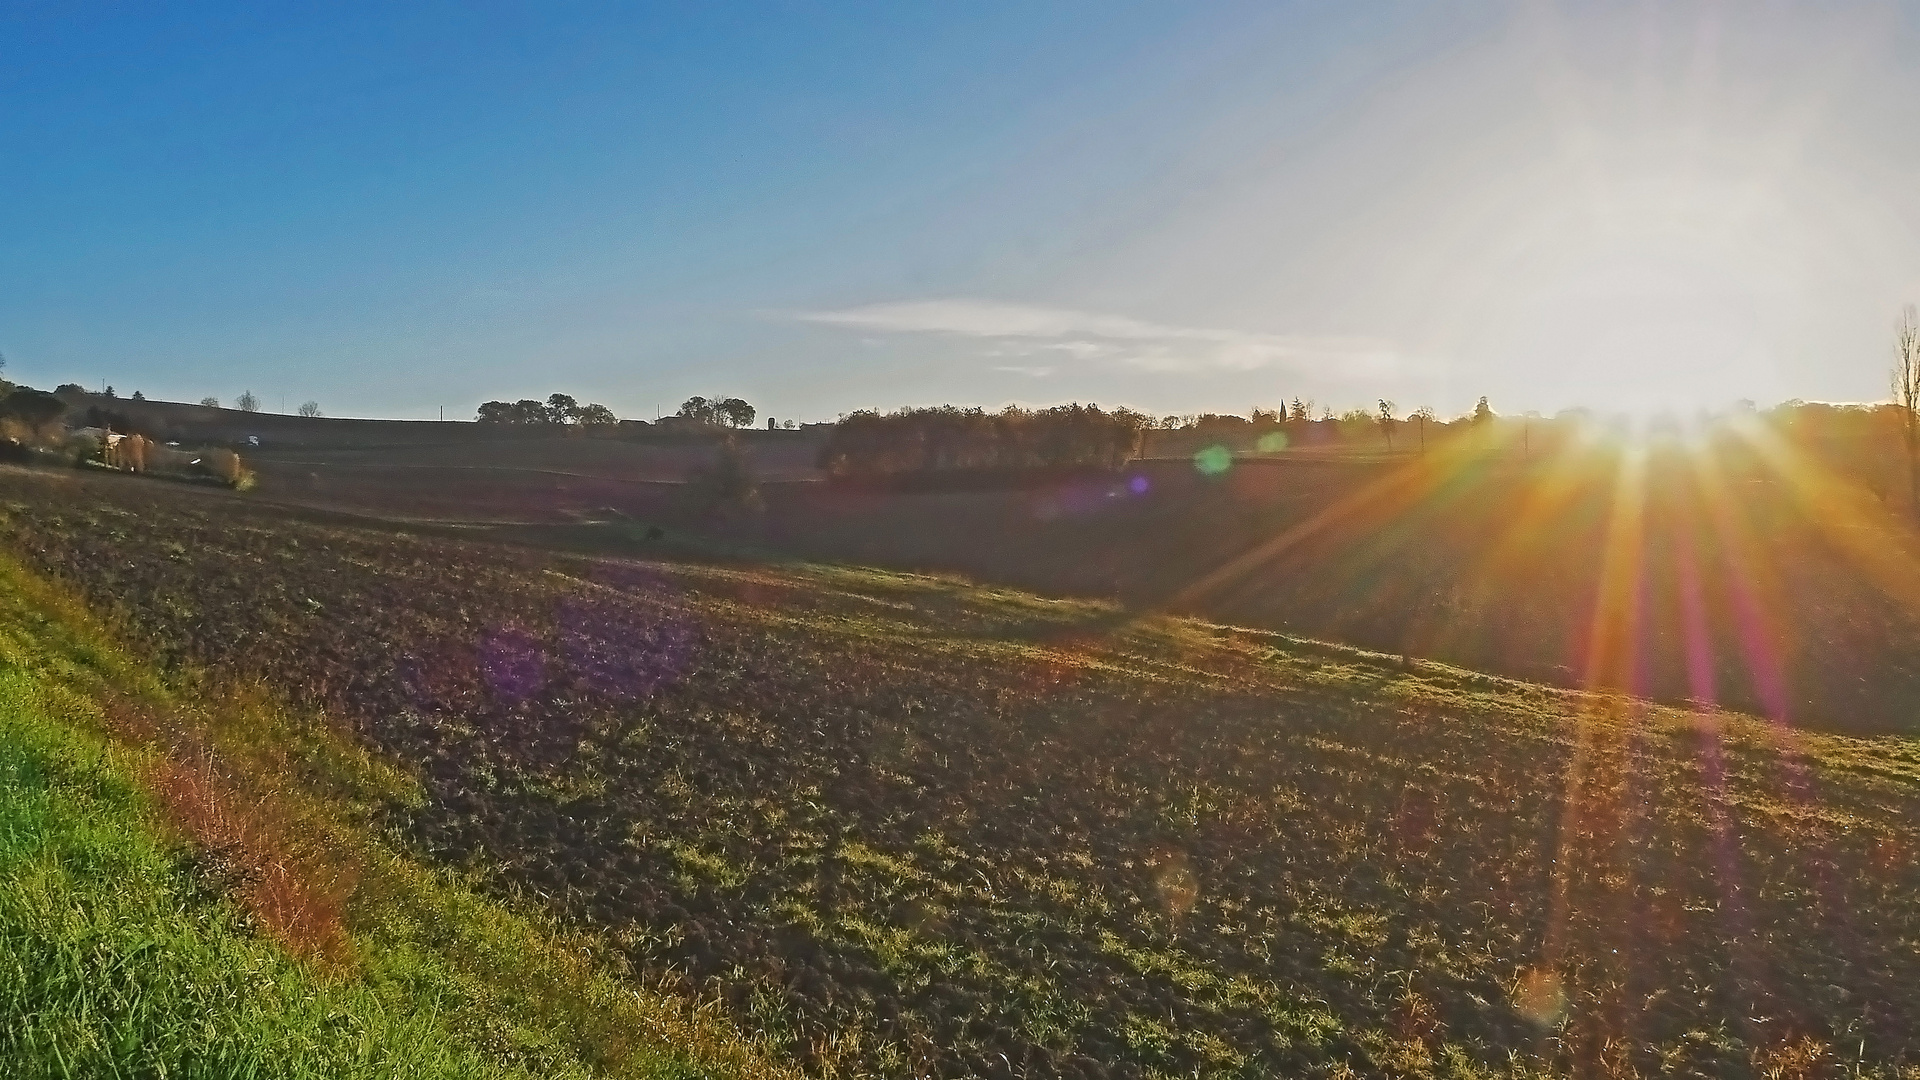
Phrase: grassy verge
[{"left": 0, "top": 554, "right": 791, "bottom": 1079}]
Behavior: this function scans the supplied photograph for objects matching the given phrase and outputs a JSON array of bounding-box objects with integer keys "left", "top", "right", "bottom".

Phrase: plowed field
[{"left": 6, "top": 466, "right": 1918, "bottom": 1079}]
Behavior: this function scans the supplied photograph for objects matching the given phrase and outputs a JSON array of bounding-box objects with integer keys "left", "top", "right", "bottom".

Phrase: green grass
[
  {"left": 0, "top": 666, "right": 555, "bottom": 1078},
  {"left": 0, "top": 557, "right": 789, "bottom": 1079}
]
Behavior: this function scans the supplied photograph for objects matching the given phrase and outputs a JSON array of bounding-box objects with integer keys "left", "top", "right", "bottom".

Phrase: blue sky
[{"left": 5, "top": 3, "right": 1920, "bottom": 421}]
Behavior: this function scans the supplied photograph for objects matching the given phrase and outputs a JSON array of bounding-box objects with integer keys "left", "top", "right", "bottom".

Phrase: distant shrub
[
  {"left": 298, "top": 400, "right": 322, "bottom": 418},
  {"left": 0, "top": 389, "right": 67, "bottom": 437},
  {"left": 145, "top": 444, "right": 185, "bottom": 472},
  {"left": 208, "top": 448, "right": 240, "bottom": 485},
  {"left": 681, "top": 436, "right": 760, "bottom": 516},
  {"left": 134, "top": 444, "right": 246, "bottom": 488},
  {"left": 63, "top": 433, "right": 102, "bottom": 468},
  {"left": 120, "top": 433, "right": 151, "bottom": 473}
]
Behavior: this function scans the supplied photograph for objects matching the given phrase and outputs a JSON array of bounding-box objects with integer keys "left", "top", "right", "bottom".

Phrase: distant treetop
[
  {"left": 677, "top": 396, "right": 756, "bottom": 428},
  {"left": 574, "top": 403, "right": 618, "bottom": 425},
  {"left": 476, "top": 394, "right": 619, "bottom": 425}
]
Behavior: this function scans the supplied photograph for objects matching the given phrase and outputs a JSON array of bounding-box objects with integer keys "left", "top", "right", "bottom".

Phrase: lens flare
[
  {"left": 1140, "top": 408, "right": 1920, "bottom": 1054},
  {"left": 1193, "top": 444, "right": 1233, "bottom": 476}
]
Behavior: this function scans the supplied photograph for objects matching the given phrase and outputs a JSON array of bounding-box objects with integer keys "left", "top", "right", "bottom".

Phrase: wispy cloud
[{"left": 799, "top": 298, "right": 1402, "bottom": 375}]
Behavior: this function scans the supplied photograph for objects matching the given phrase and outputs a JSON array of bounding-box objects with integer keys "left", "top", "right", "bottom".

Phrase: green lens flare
[{"left": 1193, "top": 445, "right": 1232, "bottom": 476}]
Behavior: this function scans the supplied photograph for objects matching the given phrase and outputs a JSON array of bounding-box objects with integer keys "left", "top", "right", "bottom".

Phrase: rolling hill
[{"left": 4, "top": 463, "right": 1917, "bottom": 1078}]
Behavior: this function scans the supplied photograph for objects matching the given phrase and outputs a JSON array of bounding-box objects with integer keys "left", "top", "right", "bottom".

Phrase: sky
[{"left": 5, "top": 1, "right": 1920, "bottom": 422}]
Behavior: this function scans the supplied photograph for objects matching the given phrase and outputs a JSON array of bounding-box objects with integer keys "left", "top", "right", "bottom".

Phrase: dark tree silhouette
[
  {"left": 476, "top": 395, "right": 616, "bottom": 425},
  {"left": 0, "top": 389, "right": 67, "bottom": 432},
  {"left": 818, "top": 403, "right": 1149, "bottom": 477},
  {"left": 677, "top": 396, "right": 756, "bottom": 427}
]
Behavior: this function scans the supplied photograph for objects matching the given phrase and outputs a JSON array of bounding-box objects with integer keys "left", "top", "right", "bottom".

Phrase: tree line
[
  {"left": 476, "top": 393, "right": 619, "bottom": 426},
  {"left": 816, "top": 404, "right": 1151, "bottom": 477},
  {"left": 808, "top": 397, "right": 1517, "bottom": 477},
  {"left": 474, "top": 393, "right": 763, "bottom": 428}
]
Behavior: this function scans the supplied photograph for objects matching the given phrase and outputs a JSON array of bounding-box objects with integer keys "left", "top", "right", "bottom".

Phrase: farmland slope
[
  {"left": 0, "top": 488, "right": 789, "bottom": 1078},
  {"left": 5, "top": 466, "right": 1920, "bottom": 1078},
  {"left": 132, "top": 408, "right": 1920, "bottom": 733}
]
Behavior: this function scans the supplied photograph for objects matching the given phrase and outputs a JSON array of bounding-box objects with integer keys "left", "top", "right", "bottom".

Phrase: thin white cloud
[
  {"left": 798, "top": 298, "right": 1402, "bottom": 375},
  {"left": 992, "top": 364, "right": 1057, "bottom": 377}
]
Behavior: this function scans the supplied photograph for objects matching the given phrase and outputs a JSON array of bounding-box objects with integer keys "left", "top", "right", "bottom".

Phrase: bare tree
[
  {"left": 236, "top": 390, "right": 261, "bottom": 413},
  {"left": 297, "top": 400, "right": 322, "bottom": 418},
  {"left": 199, "top": 396, "right": 220, "bottom": 409},
  {"left": 1896, "top": 305, "right": 1920, "bottom": 519},
  {"left": 1413, "top": 406, "right": 1435, "bottom": 454}
]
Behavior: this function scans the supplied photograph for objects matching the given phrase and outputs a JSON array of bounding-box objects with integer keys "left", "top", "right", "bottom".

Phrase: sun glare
[{"left": 14, "top": 4, "right": 1920, "bottom": 1073}]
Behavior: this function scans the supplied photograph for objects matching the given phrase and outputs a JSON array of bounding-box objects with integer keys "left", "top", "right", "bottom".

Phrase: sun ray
[
  {"left": 1162, "top": 426, "right": 1523, "bottom": 614},
  {"left": 1729, "top": 418, "right": 1920, "bottom": 619},
  {"left": 1524, "top": 444, "right": 1646, "bottom": 1033}
]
